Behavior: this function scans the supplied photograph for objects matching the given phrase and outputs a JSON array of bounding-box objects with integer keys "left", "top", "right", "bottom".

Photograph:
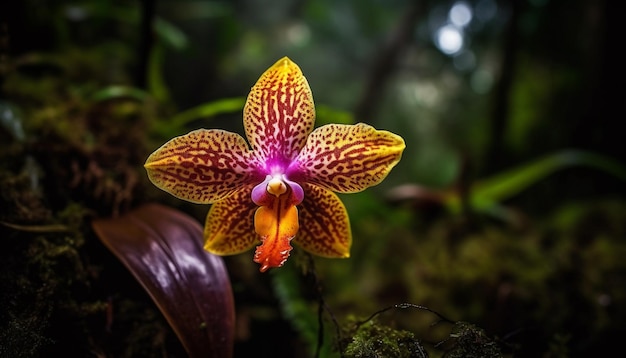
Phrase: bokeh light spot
[{"left": 436, "top": 25, "right": 463, "bottom": 55}]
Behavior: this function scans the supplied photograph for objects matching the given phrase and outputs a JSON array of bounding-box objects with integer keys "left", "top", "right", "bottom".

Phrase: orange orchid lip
[{"left": 253, "top": 200, "right": 299, "bottom": 272}]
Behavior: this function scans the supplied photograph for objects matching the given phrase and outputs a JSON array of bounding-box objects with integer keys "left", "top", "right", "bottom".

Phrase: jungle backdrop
[{"left": 1, "top": 0, "right": 624, "bottom": 357}]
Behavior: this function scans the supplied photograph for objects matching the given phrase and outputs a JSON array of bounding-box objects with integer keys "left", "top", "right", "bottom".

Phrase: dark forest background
[{"left": 1, "top": 0, "right": 625, "bottom": 357}]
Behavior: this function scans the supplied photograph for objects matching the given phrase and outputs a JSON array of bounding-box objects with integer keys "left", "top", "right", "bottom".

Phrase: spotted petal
[
  {"left": 289, "top": 123, "right": 405, "bottom": 193},
  {"left": 204, "top": 186, "right": 259, "bottom": 255},
  {"left": 294, "top": 183, "right": 351, "bottom": 258},
  {"left": 243, "top": 57, "right": 315, "bottom": 168},
  {"left": 145, "top": 129, "right": 262, "bottom": 204}
]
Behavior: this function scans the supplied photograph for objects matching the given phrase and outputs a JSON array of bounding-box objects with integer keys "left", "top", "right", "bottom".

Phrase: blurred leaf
[
  {"left": 390, "top": 150, "right": 626, "bottom": 219},
  {"left": 77, "top": 4, "right": 189, "bottom": 51},
  {"left": 91, "top": 203, "right": 235, "bottom": 358},
  {"left": 154, "top": 17, "right": 189, "bottom": 51},
  {"left": 170, "top": 97, "right": 246, "bottom": 127},
  {"left": 148, "top": 42, "right": 170, "bottom": 103},
  {"left": 152, "top": 97, "right": 246, "bottom": 137},
  {"left": 66, "top": 5, "right": 187, "bottom": 103},
  {"left": 469, "top": 149, "right": 626, "bottom": 211},
  {"left": 315, "top": 104, "right": 355, "bottom": 126},
  {"left": 90, "top": 85, "right": 150, "bottom": 102}
]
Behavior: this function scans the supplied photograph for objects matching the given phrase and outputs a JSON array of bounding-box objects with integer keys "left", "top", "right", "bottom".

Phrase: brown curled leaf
[{"left": 92, "top": 203, "right": 234, "bottom": 358}]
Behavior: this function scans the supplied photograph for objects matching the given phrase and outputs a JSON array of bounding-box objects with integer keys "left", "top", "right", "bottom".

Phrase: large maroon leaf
[{"left": 92, "top": 203, "right": 234, "bottom": 358}]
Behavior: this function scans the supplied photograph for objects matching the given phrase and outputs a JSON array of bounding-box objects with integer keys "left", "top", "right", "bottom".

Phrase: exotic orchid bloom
[{"left": 145, "top": 57, "right": 405, "bottom": 272}]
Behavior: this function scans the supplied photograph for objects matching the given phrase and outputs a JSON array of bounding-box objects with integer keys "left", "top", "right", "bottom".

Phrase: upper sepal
[{"left": 243, "top": 57, "right": 316, "bottom": 167}]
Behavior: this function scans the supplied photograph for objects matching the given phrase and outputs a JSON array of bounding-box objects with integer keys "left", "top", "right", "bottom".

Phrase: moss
[
  {"left": 0, "top": 40, "right": 170, "bottom": 356},
  {"left": 444, "top": 321, "right": 503, "bottom": 358},
  {"left": 343, "top": 318, "right": 427, "bottom": 358},
  {"left": 0, "top": 228, "right": 91, "bottom": 356}
]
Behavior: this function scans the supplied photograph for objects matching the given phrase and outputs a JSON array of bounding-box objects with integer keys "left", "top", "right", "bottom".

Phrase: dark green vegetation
[{"left": 1, "top": 0, "right": 624, "bottom": 357}]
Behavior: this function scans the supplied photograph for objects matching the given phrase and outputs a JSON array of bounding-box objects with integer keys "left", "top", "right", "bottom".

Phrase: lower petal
[
  {"left": 294, "top": 183, "right": 351, "bottom": 258},
  {"left": 253, "top": 197, "right": 299, "bottom": 272},
  {"left": 204, "top": 186, "right": 259, "bottom": 255}
]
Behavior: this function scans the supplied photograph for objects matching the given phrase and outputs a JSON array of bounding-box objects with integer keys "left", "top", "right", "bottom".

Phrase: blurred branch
[
  {"left": 0, "top": 22, "right": 8, "bottom": 88},
  {"left": 485, "top": 0, "right": 523, "bottom": 172},
  {"left": 137, "top": 0, "right": 155, "bottom": 89},
  {"left": 353, "top": 0, "right": 425, "bottom": 123}
]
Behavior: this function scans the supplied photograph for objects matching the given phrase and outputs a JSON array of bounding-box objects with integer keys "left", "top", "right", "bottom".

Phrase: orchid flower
[{"left": 144, "top": 57, "right": 405, "bottom": 272}]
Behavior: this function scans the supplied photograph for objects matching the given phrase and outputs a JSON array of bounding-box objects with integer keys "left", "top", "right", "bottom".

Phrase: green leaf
[
  {"left": 468, "top": 149, "right": 626, "bottom": 211},
  {"left": 170, "top": 97, "right": 246, "bottom": 127},
  {"left": 91, "top": 85, "right": 150, "bottom": 102},
  {"left": 315, "top": 104, "right": 355, "bottom": 126},
  {"left": 82, "top": 4, "right": 189, "bottom": 51},
  {"left": 151, "top": 97, "right": 246, "bottom": 137},
  {"left": 147, "top": 42, "right": 170, "bottom": 103},
  {"left": 154, "top": 18, "right": 189, "bottom": 51}
]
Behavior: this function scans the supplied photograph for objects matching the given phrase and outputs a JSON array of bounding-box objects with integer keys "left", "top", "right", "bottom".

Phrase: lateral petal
[
  {"left": 204, "top": 186, "right": 259, "bottom": 255},
  {"left": 145, "top": 129, "right": 263, "bottom": 204},
  {"left": 243, "top": 57, "right": 315, "bottom": 168},
  {"left": 290, "top": 123, "right": 405, "bottom": 193},
  {"left": 294, "top": 183, "right": 351, "bottom": 258}
]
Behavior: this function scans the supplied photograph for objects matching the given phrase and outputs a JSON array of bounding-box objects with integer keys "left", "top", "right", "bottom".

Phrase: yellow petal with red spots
[
  {"left": 244, "top": 57, "right": 315, "bottom": 165},
  {"left": 145, "top": 129, "right": 262, "bottom": 204},
  {"left": 291, "top": 123, "right": 405, "bottom": 193},
  {"left": 253, "top": 193, "right": 300, "bottom": 272},
  {"left": 294, "top": 183, "right": 351, "bottom": 258},
  {"left": 203, "top": 186, "right": 259, "bottom": 255}
]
